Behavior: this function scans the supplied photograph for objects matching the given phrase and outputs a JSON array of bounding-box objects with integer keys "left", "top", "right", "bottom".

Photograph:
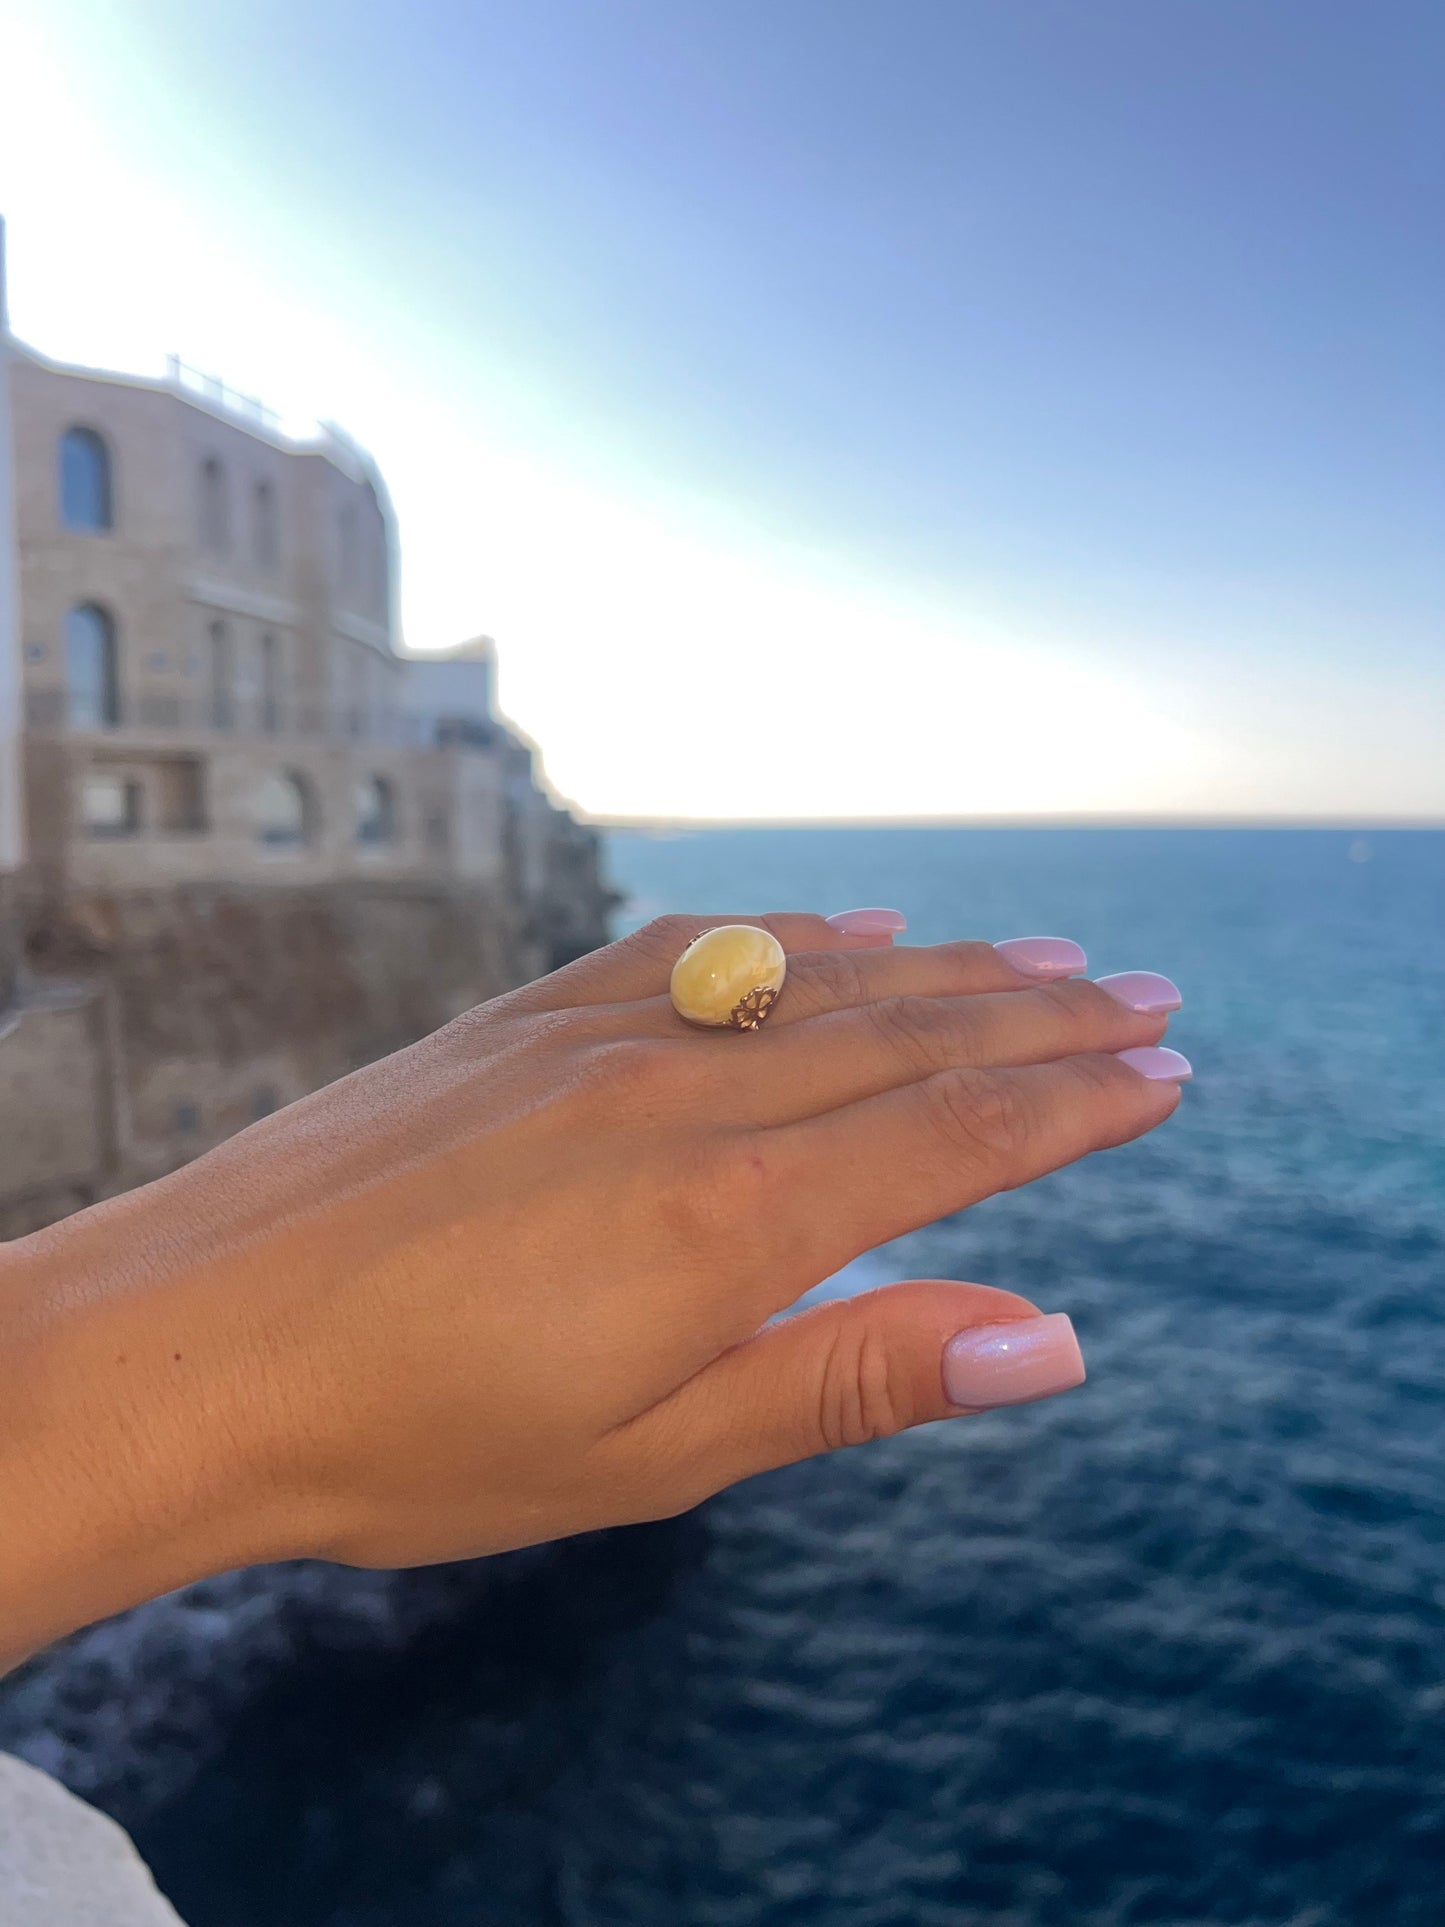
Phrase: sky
[{"left": 1, "top": 0, "right": 1441, "bottom": 821}]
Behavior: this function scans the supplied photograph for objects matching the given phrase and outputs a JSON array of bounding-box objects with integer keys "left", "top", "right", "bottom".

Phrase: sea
[{"left": 2, "top": 826, "right": 1442, "bottom": 1927}]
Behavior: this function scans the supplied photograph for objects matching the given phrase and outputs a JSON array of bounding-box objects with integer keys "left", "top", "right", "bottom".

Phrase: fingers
[
  {"left": 607, "top": 932, "right": 1090, "bottom": 1042},
  {"left": 574, "top": 975, "right": 1180, "bottom": 1137},
  {"left": 750, "top": 935, "right": 1087, "bottom": 1028},
  {"left": 758, "top": 1050, "right": 1188, "bottom": 1271},
  {"left": 609, "top": 1281, "right": 1083, "bottom": 1507},
  {"left": 726, "top": 976, "right": 1176, "bottom": 1123},
  {"left": 509, "top": 911, "right": 904, "bottom": 1013}
]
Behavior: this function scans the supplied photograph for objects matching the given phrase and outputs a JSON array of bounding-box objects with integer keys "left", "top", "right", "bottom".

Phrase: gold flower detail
[{"left": 728, "top": 985, "right": 779, "bottom": 1031}]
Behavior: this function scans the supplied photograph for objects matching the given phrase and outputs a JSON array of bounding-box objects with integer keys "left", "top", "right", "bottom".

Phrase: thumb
[{"left": 627, "top": 1281, "right": 1086, "bottom": 1507}]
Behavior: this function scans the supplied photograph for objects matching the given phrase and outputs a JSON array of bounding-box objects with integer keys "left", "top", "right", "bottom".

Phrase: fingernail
[
  {"left": 1096, "top": 970, "right": 1182, "bottom": 1014},
  {"left": 994, "top": 936, "right": 1087, "bottom": 979},
  {"left": 943, "top": 1313, "right": 1086, "bottom": 1411},
  {"left": 1115, "top": 1045, "right": 1193, "bottom": 1081},
  {"left": 826, "top": 908, "right": 908, "bottom": 935}
]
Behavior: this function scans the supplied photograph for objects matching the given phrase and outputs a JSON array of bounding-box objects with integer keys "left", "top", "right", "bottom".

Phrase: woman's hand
[{"left": 0, "top": 913, "right": 1187, "bottom": 1657}]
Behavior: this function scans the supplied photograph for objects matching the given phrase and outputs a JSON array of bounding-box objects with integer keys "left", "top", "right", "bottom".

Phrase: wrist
[{"left": 0, "top": 1191, "right": 308, "bottom": 1658}]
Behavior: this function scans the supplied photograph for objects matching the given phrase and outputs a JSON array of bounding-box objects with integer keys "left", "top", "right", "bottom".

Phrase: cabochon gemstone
[{"left": 669, "top": 924, "right": 788, "bottom": 1029}]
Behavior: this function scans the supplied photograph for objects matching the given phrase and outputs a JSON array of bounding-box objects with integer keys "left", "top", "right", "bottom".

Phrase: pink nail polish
[
  {"left": 1115, "top": 1045, "right": 1193, "bottom": 1081},
  {"left": 826, "top": 908, "right": 908, "bottom": 935},
  {"left": 1096, "top": 971, "right": 1182, "bottom": 1014},
  {"left": 994, "top": 936, "right": 1087, "bottom": 980},
  {"left": 942, "top": 1313, "right": 1086, "bottom": 1410}
]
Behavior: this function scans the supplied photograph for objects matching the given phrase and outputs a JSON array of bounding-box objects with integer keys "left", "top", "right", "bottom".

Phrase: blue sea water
[{"left": 3, "top": 826, "right": 1442, "bottom": 1926}]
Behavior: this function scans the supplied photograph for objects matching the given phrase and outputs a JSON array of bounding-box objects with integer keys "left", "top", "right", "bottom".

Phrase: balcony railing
[
  {"left": 23, "top": 685, "right": 494, "bottom": 750},
  {"left": 166, "top": 355, "right": 281, "bottom": 435}
]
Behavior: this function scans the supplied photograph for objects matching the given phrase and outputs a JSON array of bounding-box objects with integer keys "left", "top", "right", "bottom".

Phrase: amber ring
[{"left": 669, "top": 925, "right": 788, "bottom": 1031}]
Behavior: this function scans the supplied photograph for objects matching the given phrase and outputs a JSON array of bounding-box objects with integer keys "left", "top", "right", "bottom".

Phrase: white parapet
[{"left": 0, "top": 1751, "right": 188, "bottom": 1925}]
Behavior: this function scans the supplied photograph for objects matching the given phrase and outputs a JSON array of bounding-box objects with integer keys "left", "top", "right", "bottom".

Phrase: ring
[{"left": 670, "top": 925, "right": 788, "bottom": 1031}]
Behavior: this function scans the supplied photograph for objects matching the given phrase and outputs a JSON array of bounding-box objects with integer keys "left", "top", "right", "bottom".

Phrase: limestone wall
[
  {"left": 0, "top": 989, "right": 111, "bottom": 1233},
  {"left": 0, "top": 867, "right": 608, "bottom": 1239}
]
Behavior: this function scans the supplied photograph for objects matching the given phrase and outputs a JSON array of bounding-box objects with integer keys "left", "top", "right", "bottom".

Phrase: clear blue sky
[{"left": 2, "top": 0, "right": 1441, "bottom": 818}]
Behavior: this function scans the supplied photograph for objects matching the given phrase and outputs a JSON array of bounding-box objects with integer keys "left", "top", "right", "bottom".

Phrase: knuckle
[
  {"left": 575, "top": 1037, "right": 684, "bottom": 1110},
  {"left": 951, "top": 938, "right": 1006, "bottom": 976},
  {"left": 434, "top": 997, "right": 560, "bottom": 1058},
  {"left": 1064, "top": 1049, "right": 1129, "bottom": 1103},
  {"left": 1031, "top": 977, "right": 1086, "bottom": 1022},
  {"left": 935, "top": 939, "right": 1009, "bottom": 988},
  {"left": 797, "top": 946, "right": 870, "bottom": 1011},
  {"left": 925, "top": 1067, "right": 1031, "bottom": 1169},
  {"left": 1048, "top": 977, "right": 1119, "bottom": 1026},
  {"left": 1026, "top": 976, "right": 1108, "bottom": 1041},
  {"left": 630, "top": 913, "right": 698, "bottom": 959},
  {"left": 865, "top": 994, "right": 956, "bottom": 1075},
  {"left": 818, "top": 1314, "right": 909, "bottom": 1451}
]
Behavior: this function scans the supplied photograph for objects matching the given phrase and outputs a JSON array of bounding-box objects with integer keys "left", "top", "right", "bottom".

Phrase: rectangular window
[
  {"left": 81, "top": 773, "right": 142, "bottom": 837},
  {"left": 153, "top": 758, "right": 207, "bottom": 833}
]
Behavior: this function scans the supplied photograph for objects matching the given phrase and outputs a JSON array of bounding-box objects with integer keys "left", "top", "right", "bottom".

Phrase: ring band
[{"left": 670, "top": 925, "right": 787, "bottom": 1031}]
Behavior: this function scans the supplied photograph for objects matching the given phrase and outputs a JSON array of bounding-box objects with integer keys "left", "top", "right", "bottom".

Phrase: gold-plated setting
[
  {"left": 670, "top": 924, "right": 787, "bottom": 1030},
  {"left": 728, "top": 985, "right": 779, "bottom": 1031}
]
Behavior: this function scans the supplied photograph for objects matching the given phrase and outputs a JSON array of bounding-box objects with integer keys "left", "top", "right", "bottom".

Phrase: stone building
[{"left": 0, "top": 217, "right": 613, "bottom": 1237}]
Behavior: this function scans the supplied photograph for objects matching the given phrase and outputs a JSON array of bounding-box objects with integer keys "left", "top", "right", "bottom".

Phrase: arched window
[
  {"left": 354, "top": 774, "right": 395, "bottom": 845},
  {"left": 199, "top": 456, "right": 229, "bottom": 554},
  {"left": 254, "top": 771, "right": 312, "bottom": 848},
  {"left": 58, "top": 428, "right": 113, "bottom": 531},
  {"left": 252, "top": 479, "right": 279, "bottom": 571},
  {"left": 64, "top": 603, "right": 119, "bottom": 727},
  {"left": 208, "top": 619, "right": 235, "bottom": 729},
  {"left": 258, "top": 630, "right": 282, "bottom": 733}
]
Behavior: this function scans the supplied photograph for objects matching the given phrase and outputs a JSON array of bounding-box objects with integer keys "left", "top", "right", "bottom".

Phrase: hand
[{"left": 1, "top": 913, "right": 1187, "bottom": 1653}]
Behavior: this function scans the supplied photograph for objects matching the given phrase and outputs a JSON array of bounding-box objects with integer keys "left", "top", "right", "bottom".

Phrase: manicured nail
[
  {"left": 826, "top": 908, "right": 908, "bottom": 935},
  {"left": 1115, "top": 1045, "right": 1192, "bottom": 1081},
  {"left": 1096, "top": 971, "right": 1182, "bottom": 1014},
  {"left": 994, "top": 936, "right": 1087, "bottom": 979},
  {"left": 943, "top": 1313, "right": 1086, "bottom": 1411}
]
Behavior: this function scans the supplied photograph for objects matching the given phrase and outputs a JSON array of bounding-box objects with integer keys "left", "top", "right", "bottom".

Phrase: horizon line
[{"left": 588, "top": 812, "right": 1445, "bottom": 832}]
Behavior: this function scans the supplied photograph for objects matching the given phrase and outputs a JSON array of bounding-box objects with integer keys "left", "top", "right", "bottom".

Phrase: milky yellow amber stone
[{"left": 669, "top": 924, "right": 788, "bottom": 1029}]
